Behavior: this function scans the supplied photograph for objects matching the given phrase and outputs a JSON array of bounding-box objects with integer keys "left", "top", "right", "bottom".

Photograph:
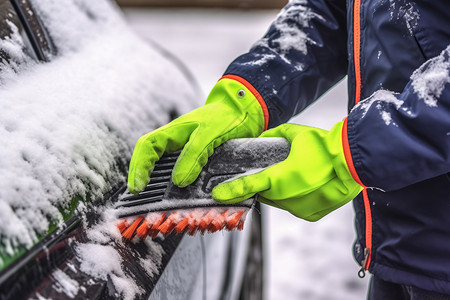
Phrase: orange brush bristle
[
  {"left": 136, "top": 220, "right": 150, "bottom": 239},
  {"left": 118, "top": 207, "right": 250, "bottom": 240},
  {"left": 122, "top": 216, "right": 144, "bottom": 239},
  {"left": 208, "top": 212, "right": 226, "bottom": 233},
  {"left": 158, "top": 212, "right": 178, "bottom": 235},
  {"left": 117, "top": 219, "right": 128, "bottom": 233},
  {"left": 225, "top": 210, "right": 244, "bottom": 230},
  {"left": 199, "top": 211, "right": 214, "bottom": 234},
  {"left": 150, "top": 213, "right": 166, "bottom": 230},
  {"left": 174, "top": 217, "right": 190, "bottom": 233},
  {"left": 237, "top": 220, "right": 245, "bottom": 231}
]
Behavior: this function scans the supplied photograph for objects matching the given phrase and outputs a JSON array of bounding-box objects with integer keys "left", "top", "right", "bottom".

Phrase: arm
[
  {"left": 213, "top": 32, "right": 450, "bottom": 221},
  {"left": 213, "top": 47, "right": 450, "bottom": 220},
  {"left": 128, "top": 0, "right": 349, "bottom": 193},
  {"left": 224, "top": 0, "right": 348, "bottom": 128},
  {"left": 344, "top": 45, "right": 450, "bottom": 192}
]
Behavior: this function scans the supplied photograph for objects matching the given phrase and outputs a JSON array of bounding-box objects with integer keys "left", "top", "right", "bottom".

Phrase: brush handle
[{"left": 116, "top": 137, "right": 290, "bottom": 217}]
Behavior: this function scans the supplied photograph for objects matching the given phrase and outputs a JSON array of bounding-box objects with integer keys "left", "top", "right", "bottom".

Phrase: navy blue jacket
[{"left": 224, "top": 0, "right": 450, "bottom": 293}]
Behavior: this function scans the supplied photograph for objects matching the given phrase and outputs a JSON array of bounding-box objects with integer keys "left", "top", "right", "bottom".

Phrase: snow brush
[{"left": 115, "top": 137, "right": 290, "bottom": 240}]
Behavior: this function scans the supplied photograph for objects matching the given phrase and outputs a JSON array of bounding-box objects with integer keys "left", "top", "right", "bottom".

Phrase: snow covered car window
[
  {"left": 10, "top": 0, "right": 56, "bottom": 61},
  {"left": 0, "top": 0, "right": 198, "bottom": 278},
  {"left": 0, "top": 0, "right": 36, "bottom": 82}
]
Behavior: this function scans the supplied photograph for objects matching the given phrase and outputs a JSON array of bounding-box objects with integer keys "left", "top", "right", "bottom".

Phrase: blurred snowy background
[{"left": 122, "top": 8, "right": 369, "bottom": 300}]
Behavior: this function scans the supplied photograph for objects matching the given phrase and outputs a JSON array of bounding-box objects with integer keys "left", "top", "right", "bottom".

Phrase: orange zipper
[
  {"left": 353, "top": 0, "right": 362, "bottom": 105},
  {"left": 353, "top": 0, "right": 372, "bottom": 278},
  {"left": 358, "top": 189, "right": 372, "bottom": 278}
]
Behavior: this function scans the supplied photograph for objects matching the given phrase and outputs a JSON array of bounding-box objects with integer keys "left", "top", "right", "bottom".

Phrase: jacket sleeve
[
  {"left": 223, "top": 0, "right": 348, "bottom": 129},
  {"left": 344, "top": 45, "right": 450, "bottom": 192}
]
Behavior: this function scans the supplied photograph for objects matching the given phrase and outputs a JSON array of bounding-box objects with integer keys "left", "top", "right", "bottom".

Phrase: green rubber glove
[
  {"left": 128, "top": 77, "right": 266, "bottom": 194},
  {"left": 212, "top": 121, "right": 363, "bottom": 221}
]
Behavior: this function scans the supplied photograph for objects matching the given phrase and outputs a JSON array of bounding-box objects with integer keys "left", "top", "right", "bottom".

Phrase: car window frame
[{"left": 9, "top": 0, "right": 56, "bottom": 61}]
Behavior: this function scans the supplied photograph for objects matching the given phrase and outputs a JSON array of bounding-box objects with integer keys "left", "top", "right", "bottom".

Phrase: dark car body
[{"left": 0, "top": 1, "right": 263, "bottom": 299}]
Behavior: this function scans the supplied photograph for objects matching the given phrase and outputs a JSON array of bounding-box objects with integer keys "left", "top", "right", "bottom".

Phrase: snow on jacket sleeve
[
  {"left": 223, "top": 0, "right": 348, "bottom": 129},
  {"left": 345, "top": 45, "right": 450, "bottom": 192}
]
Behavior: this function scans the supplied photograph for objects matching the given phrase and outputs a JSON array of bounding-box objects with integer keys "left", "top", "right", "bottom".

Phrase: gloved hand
[
  {"left": 212, "top": 121, "right": 363, "bottom": 221},
  {"left": 127, "top": 77, "right": 266, "bottom": 194}
]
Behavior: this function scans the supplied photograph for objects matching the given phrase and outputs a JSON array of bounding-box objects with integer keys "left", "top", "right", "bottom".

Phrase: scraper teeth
[{"left": 118, "top": 207, "right": 249, "bottom": 240}]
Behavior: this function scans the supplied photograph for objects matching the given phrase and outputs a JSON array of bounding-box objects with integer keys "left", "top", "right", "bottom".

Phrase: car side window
[
  {"left": 0, "top": 0, "right": 35, "bottom": 82},
  {"left": 10, "top": 0, "right": 56, "bottom": 61}
]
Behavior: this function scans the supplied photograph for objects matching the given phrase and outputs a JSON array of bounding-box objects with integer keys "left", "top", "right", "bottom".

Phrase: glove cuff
[{"left": 208, "top": 75, "right": 269, "bottom": 131}]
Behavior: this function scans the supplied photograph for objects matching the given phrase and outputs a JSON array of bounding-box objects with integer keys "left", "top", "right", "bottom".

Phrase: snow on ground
[{"left": 123, "top": 8, "right": 369, "bottom": 300}]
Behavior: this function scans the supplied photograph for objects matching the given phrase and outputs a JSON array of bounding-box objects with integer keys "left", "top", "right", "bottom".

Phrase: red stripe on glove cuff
[{"left": 221, "top": 74, "right": 269, "bottom": 131}]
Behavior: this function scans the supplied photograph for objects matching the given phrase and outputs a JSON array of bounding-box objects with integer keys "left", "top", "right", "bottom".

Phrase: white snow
[
  {"left": 75, "top": 204, "right": 164, "bottom": 300},
  {"left": 271, "top": 1, "right": 320, "bottom": 55},
  {"left": 385, "top": 0, "right": 420, "bottom": 35},
  {"left": 351, "top": 45, "right": 450, "bottom": 126},
  {"left": 0, "top": 0, "right": 197, "bottom": 254},
  {"left": 51, "top": 269, "right": 80, "bottom": 298},
  {"left": 249, "top": 0, "right": 322, "bottom": 69},
  {"left": 0, "top": 20, "right": 35, "bottom": 83},
  {"left": 76, "top": 242, "right": 144, "bottom": 300},
  {"left": 33, "top": 293, "right": 51, "bottom": 300},
  {"left": 277, "top": 0, "right": 319, "bottom": 53},
  {"left": 77, "top": 243, "right": 123, "bottom": 280},
  {"left": 241, "top": 53, "right": 277, "bottom": 67},
  {"left": 400, "top": 2, "right": 420, "bottom": 36},
  {"left": 124, "top": 8, "right": 369, "bottom": 300},
  {"left": 380, "top": 109, "right": 393, "bottom": 126},
  {"left": 352, "top": 89, "right": 403, "bottom": 126},
  {"left": 411, "top": 45, "right": 450, "bottom": 107},
  {"left": 2, "top": 0, "right": 195, "bottom": 296}
]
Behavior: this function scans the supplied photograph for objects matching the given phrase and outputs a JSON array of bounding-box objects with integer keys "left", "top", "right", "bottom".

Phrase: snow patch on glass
[
  {"left": 51, "top": 269, "right": 81, "bottom": 298},
  {"left": 411, "top": 45, "right": 450, "bottom": 107},
  {"left": 75, "top": 206, "right": 164, "bottom": 300},
  {"left": 0, "top": 20, "right": 35, "bottom": 83},
  {"left": 29, "top": 0, "right": 119, "bottom": 54},
  {"left": 77, "top": 243, "right": 143, "bottom": 300}
]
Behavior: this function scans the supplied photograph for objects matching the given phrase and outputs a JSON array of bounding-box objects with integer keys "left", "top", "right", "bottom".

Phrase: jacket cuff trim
[
  {"left": 343, "top": 117, "right": 366, "bottom": 187},
  {"left": 221, "top": 74, "right": 269, "bottom": 131}
]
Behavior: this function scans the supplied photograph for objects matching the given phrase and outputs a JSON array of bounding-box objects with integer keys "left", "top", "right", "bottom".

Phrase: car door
[{"left": 0, "top": 1, "right": 263, "bottom": 299}]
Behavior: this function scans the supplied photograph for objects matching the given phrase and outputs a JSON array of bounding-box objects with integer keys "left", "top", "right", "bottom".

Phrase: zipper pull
[{"left": 358, "top": 248, "right": 370, "bottom": 278}]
